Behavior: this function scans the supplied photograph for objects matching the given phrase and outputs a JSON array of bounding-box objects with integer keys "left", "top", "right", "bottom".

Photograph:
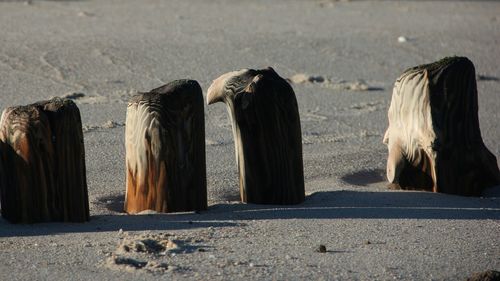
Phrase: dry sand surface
[{"left": 0, "top": 0, "right": 499, "bottom": 280}]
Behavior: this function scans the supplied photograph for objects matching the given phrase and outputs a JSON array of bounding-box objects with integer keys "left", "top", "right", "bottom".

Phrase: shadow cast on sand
[
  {"left": 207, "top": 190, "right": 500, "bottom": 221},
  {"left": 340, "top": 169, "right": 386, "bottom": 187},
  {"left": 96, "top": 193, "right": 126, "bottom": 213},
  {"left": 0, "top": 213, "right": 242, "bottom": 237},
  {"left": 1, "top": 189, "right": 499, "bottom": 237}
]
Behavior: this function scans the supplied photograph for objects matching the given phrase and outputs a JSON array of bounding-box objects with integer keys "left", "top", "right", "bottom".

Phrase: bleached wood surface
[
  {"left": 125, "top": 80, "right": 207, "bottom": 214},
  {"left": 384, "top": 57, "right": 500, "bottom": 196}
]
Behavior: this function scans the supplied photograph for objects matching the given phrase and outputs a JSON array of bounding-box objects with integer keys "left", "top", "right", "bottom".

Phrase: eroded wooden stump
[
  {"left": 0, "top": 98, "right": 89, "bottom": 223},
  {"left": 207, "top": 67, "right": 305, "bottom": 204},
  {"left": 383, "top": 57, "right": 500, "bottom": 196},
  {"left": 125, "top": 80, "right": 207, "bottom": 214}
]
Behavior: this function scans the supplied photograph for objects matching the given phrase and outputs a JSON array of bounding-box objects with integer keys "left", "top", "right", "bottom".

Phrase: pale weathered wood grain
[
  {"left": 125, "top": 80, "right": 207, "bottom": 214},
  {"left": 207, "top": 67, "right": 305, "bottom": 204},
  {"left": 383, "top": 57, "right": 500, "bottom": 196}
]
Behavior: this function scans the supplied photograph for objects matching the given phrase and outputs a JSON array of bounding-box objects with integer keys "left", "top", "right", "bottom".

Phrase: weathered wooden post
[
  {"left": 383, "top": 57, "right": 500, "bottom": 196},
  {"left": 124, "top": 80, "right": 207, "bottom": 214},
  {"left": 0, "top": 98, "right": 89, "bottom": 223},
  {"left": 207, "top": 67, "right": 305, "bottom": 204}
]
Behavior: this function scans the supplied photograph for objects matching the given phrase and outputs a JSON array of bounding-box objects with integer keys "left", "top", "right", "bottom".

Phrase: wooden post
[
  {"left": 0, "top": 98, "right": 89, "bottom": 223},
  {"left": 207, "top": 67, "right": 305, "bottom": 204},
  {"left": 383, "top": 57, "right": 500, "bottom": 196},
  {"left": 124, "top": 80, "right": 207, "bottom": 214}
]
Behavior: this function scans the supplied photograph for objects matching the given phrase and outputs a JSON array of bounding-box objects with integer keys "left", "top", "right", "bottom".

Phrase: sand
[{"left": 0, "top": 0, "right": 499, "bottom": 280}]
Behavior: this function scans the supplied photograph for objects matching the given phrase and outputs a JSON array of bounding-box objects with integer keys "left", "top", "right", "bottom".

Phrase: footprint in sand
[
  {"left": 60, "top": 89, "right": 137, "bottom": 105},
  {"left": 105, "top": 232, "right": 204, "bottom": 274},
  {"left": 348, "top": 101, "right": 386, "bottom": 113},
  {"left": 83, "top": 120, "right": 125, "bottom": 133},
  {"left": 287, "top": 73, "right": 383, "bottom": 91},
  {"left": 302, "top": 132, "right": 347, "bottom": 145},
  {"left": 302, "top": 107, "right": 328, "bottom": 122}
]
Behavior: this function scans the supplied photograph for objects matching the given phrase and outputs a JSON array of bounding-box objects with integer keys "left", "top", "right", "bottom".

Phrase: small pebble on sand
[
  {"left": 78, "top": 11, "right": 94, "bottom": 17},
  {"left": 316, "top": 245, "right": 327, "bottom": 253}
]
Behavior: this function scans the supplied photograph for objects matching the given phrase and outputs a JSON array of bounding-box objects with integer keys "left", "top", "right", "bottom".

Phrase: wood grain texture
[
  {"left": 383, "top": 57, "right": 500, "bottom": 196},
  {"left": 0, "top": 98, "right": 89, "bottom": 223},
  {"left": 207, "top": 67, "right": 305, "bottom": 204},
  {"left": 125, "top": 80, "right": 207, "bottom": 214}
]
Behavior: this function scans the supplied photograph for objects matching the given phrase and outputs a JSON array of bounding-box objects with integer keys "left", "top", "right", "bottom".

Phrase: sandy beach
[{"left": 0, "top": 0, "right": 499, "bottom": 280}]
